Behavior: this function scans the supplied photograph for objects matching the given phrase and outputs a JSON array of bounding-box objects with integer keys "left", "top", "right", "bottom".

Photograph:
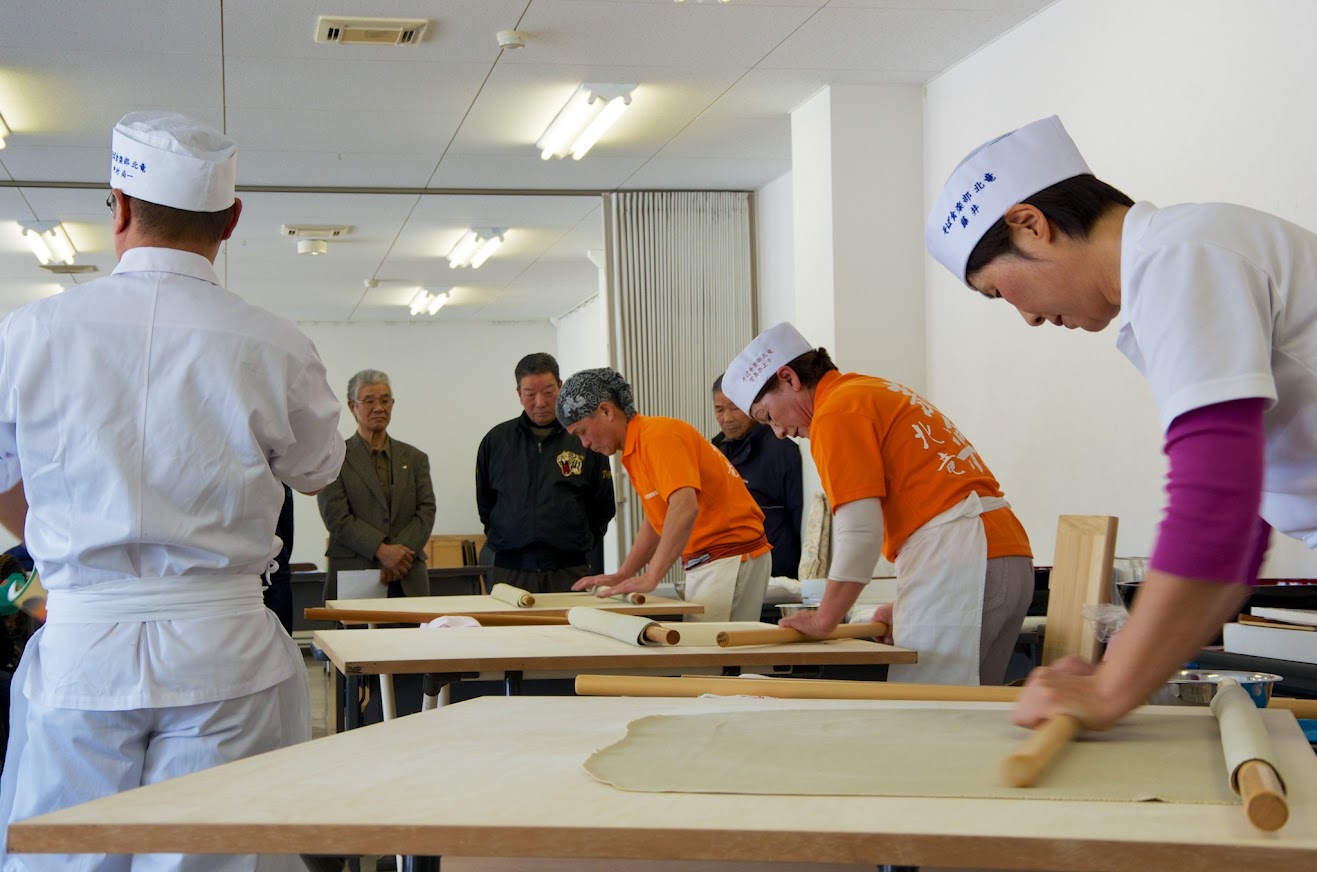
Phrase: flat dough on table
[{"left": 584, "top": 708, "right": 1239, "bottom": 804}]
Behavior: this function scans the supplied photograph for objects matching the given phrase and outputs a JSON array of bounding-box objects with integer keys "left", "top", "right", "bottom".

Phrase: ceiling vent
[
  {"left": 281, "top": 224, "right": 353, "bottom": 239},
  {"left": 314, "top": 16, "right": 428, "bottom": 46}
]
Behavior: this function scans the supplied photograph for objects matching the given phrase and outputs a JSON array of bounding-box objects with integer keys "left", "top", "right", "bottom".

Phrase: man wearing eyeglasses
[{"left": 318, "top": 370, "right": 436, "bottom": 599}]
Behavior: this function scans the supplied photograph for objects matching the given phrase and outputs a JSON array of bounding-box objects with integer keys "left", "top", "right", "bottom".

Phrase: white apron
[
  {"left": 4, "top": 576, "right": 307, "bottom": 872},
  {"left": 681, "top": 555, "right": 741, "bottom": 623},
  {"left": 887, "top": 493, "right": 1007, "bottom": 686}
]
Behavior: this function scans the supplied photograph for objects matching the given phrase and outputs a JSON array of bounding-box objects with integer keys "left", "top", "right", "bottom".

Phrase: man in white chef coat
[{"left": 0, "top": 111, "right": 344, "bottom": 871}]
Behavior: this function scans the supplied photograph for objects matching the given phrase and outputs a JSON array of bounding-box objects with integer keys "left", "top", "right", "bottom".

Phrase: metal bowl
[
  {"left": 1148, "top": 669, "right": 1282, "bottom": 708},
  {"left": 776, "top": 603, "right": 820, "bottom": 618}
]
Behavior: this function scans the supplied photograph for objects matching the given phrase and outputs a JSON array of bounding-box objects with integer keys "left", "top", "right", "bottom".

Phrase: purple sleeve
[{"left": 1148, "top": 398, "right": 1267, "bottom": 585}]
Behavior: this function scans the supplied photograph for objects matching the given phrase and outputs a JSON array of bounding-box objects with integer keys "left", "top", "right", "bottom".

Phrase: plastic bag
[{"left": 1081, "top": 602, "right": 1129, "bottom": 642}]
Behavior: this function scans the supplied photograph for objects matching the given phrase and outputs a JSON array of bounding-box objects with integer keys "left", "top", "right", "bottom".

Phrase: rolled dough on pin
[
  {"left": 589, "top": 585, "right": 646, "bottom": 604},
  {"left": 567, "top": 607, "right": 675, "bottom": 646},
  {"left": 489, "top": 583, "right": 536, "bottom": 608},
  {"left": 1212, "top": 680, "right": 1285, "bottom": 793}
]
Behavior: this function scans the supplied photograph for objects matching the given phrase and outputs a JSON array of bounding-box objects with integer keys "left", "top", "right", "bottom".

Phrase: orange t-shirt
[
  {"left": 809, "top": 371, "right": 1031, "bottom": 562},
  {"left": 621, "top": 415, "right": 769, "bottom": 564}
]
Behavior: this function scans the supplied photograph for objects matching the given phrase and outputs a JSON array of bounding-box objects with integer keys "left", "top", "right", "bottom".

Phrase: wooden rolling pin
[
  {"left": 574, "top": 674, "right": 1015, "bottom": 701},
  {"left": 715, "top": 621, "right": 889, "bottom": 648},
  {"left": 588, "top": 586, "right": 647, "bottom": 605},
  {"left": 1000, "top": 714, "right": 1082, "bottom": 788},
  {"left": 304, "top": 607, "right": 568, "bottom": 626},
  {"left": 572, "top": 673, "right": 1317, "bottom": 718}
]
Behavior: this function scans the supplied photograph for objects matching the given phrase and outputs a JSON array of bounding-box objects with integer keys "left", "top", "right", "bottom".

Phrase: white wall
[
  {"left": 291, "top": 320, "right": 555, "bottom": 569},
  {"left": 755, "top": 171, "right": 795, "bottom": 330},
  {"left": 553, "top": 292, "right": 622, "bottom": 571},
  {"left": 924, "top": 0, "right": 1317, "bottom": 573}
]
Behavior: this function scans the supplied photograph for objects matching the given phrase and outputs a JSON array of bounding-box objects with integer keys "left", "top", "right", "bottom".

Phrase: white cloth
[
  {"left": 0, "top": 244, "right": 342, "bottom": 869},
  {"left": 887, "top": 493, "right": 1006, "bottom": 686},
  {"left": 682, "top": 552, "right": 771, "bottom": 623},
  {"left": 925, "top": 115, "right": 1091, "bottom": 281},
  {"left": 1116, "top": 201, "right": 1317, "bottom": 547},
  {"left": 722, "top": 322, "right": 813, "bottom": 415},
  {"left": 111, "top": 111, "right": 236, "bottom": 212}
]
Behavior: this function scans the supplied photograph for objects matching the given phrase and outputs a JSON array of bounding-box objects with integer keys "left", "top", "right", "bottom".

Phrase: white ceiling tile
[{"left": 0, "top": 0, "right": 1052, "bottom": 323}]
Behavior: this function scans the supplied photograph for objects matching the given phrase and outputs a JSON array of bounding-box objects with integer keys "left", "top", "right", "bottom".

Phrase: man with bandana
[{"left": 557, "top": 368, "right": 771, "bottom": 622}]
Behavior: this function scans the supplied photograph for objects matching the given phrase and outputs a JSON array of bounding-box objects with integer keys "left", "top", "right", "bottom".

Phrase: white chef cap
[
  {"left": 722, "top": 322, "right": 814, "bottom": 415},
  {"left": 110, "top": 111, "right": 236, "bottom": 212},
  {"left": 925, "top": 115, "right": 1090, "bottom": 282}
]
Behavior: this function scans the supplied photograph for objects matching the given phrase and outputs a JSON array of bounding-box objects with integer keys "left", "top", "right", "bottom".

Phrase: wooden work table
[
  {"left": 312, "top": 623, "right": 915, "bottom": 677},
  {"left": 325, "top": 591, "right": 704, "bottom": 621},
  {"left": 9, "top": 696, "right": 1316, "bottom": 870}
]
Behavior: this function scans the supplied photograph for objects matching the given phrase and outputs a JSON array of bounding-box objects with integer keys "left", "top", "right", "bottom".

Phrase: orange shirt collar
[
  {"left": 811, "top": 369, "right": 844, "bottom": 410},
  {"left": 623, "top": 413, "right": 644, "bottom": 460}
]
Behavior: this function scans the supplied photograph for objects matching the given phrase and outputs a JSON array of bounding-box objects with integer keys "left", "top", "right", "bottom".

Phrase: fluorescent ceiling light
[
  {"left": 536, "top": 84, "right": 634, "bottom": 161},
  {"left": 447, "top": 228, "right": 504, "bottom": 269},
  {"left": 407, "top": 288, "right": 449, "bottom": 317},
  {"left": 19, "top": 222, "right": 77, "bottom": 266},
  {"left": 0, "top": 113, "right": 9, "bottom": 150}
]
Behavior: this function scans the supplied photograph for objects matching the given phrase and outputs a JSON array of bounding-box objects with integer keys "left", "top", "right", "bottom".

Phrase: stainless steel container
[
  {"left": 1148, "top": 669, "right": 1282, "bottom": 708},
  {"left": 776, "top": 603, "right": 819, "bottom": 618}
]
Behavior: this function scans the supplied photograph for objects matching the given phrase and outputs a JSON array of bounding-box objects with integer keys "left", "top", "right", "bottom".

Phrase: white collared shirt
[
  {"left": 1117, "top": 201, "right": 1317, "bottom": 547},
  {"left": 0, "top": 246, "right": 345, "bottom": 708}
]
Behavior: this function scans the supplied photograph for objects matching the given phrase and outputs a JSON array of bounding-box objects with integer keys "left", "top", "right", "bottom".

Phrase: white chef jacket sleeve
[
  {"left": 829, "top": 496, "right": 885, "bottom": 583},
  {"left": 271, "top": 350, "right": 344, "bottom": 494},
  {"left": 1126, "top": 241, "right": 1278, "bottom": 432},
  {"left": 0, "top": 314, "right": 21, "bottom": 492}
]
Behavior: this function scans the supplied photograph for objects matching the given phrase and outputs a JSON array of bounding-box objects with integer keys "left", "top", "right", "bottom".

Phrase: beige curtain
[{"left": 604, "top": 191, "right": 756, "bottom": 573}]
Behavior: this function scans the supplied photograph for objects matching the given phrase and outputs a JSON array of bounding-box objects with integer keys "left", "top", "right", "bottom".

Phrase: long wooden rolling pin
[
  {"left": 304, "top": 607, "right": 568, "bottom": 626},
  {"left": 571, "top": 673, "right": 1317, "bottom": 718},
  {"left": 715, "top": 621, "right": 889, "bottom": 647}
]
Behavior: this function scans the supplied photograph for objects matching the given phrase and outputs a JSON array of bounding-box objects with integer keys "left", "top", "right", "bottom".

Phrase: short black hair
[
  {"left": 753, "top": 347, "right": 838, "bottom": 405},
  {"left": 965, "top": 174, "right": 1133, "bottom": 279},
  {"left": 515, "top": 353, "right": 560, "bottom": 386},
  {"left": 711, "top": 374, "right": 724, "bottom": 394},
  {"left": 126, "top": 195, "right": 235, "bottom": 247}
]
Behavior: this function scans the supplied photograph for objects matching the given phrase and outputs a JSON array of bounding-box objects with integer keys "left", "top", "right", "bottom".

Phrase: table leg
[
  {"left": 504, "top": 671, "right": 523, "bottom": 695},
  {"left": 346, "top": 674, "right": 363, "bottom": 730},
  {"left": 402, "top": 856, "right": 439, "bottom": 871}
]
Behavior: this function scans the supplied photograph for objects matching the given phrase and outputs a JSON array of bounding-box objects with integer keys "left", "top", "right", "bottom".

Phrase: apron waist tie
[{"left": 46, "top": 575, "right": 265, "bottom": 623}]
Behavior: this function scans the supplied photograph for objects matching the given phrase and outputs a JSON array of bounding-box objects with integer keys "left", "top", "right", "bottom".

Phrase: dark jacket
[
  {"left": 712, "top": 425, "right": 803, "bottom": 578},
  {"left": 476, "top": 413, "right": 616, "bottom": 571}
]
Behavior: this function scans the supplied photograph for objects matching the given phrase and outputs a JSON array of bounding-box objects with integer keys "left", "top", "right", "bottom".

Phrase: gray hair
[{"left": 347, "top": 369, "right": 391, "bottom": 402}]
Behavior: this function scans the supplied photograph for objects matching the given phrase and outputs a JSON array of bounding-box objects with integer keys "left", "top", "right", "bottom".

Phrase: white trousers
[
  {"left": 682, "top": 552, "right": 771, "bottom": 623},
  {"left": 3, "top": 660, "right": 309, "bottom": 872}
]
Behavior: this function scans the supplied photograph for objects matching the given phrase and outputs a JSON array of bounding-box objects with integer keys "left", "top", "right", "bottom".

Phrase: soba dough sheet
[{"left": 584, "top": 708, "right": 1239, "bottom": 804}]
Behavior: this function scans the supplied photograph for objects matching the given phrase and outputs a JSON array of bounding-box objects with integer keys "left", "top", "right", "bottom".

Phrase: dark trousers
[{"left": 488, "top": 564, "right": 591, "bottom": 594}]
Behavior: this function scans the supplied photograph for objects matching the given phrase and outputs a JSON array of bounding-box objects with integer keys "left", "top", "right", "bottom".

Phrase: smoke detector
[
  {"left": 314, "top": 16, "right": 428, "bottom": 46},
  {"left": 298, "top": 239, "right": 329, "bottom": 256},
  {"left": 281, "top": 224, "right": 353, "bottom": 239},
  {"left": 496, "top": 30, "right": 527, "bottom": 49}
]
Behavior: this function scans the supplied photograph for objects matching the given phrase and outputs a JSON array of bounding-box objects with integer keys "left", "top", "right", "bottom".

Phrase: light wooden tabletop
[
  {"left": 326, "top": 592, "right": 704, "bottom": 619},
  {"left": 9, "top": 696, "right": 1316, "bottom": 869},
  {"left": 312, "top": 623, "right": 916, "bottom": 675}
]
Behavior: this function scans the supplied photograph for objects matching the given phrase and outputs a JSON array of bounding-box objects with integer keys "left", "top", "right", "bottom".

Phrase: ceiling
[{"left": 0, "top": 0, "right": 1052, "bottom": 323}]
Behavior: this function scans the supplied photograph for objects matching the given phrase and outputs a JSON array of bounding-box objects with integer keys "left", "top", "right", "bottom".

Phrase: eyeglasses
[
  {"left": 354, "top": 396, "right": 394, "bottom": 408},
  {"left": 106, "top": 192, "right": 115, "bottom": 212}
]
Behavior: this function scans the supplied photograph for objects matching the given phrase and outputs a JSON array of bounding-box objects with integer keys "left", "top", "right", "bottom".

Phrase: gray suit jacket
[{"left": 318, "top": 432, "right": 436, "bottom": 598}]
